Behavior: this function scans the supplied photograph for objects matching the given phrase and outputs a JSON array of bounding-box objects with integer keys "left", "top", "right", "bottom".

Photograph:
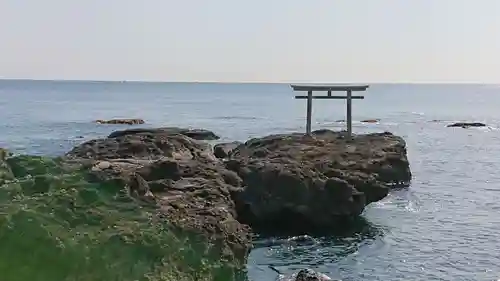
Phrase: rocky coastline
[{"left": 1, "top": 127, "right": 411, "bottom": 280}]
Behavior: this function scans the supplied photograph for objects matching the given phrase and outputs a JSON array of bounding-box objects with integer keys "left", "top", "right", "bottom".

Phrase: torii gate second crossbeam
[{"left": 291, "top": 84, "right": 369, "bottom": 138}]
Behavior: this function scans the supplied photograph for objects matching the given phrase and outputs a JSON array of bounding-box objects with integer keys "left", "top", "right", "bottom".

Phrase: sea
[{"left": 1, "top": 80, "right": 499, "bottom": 281}]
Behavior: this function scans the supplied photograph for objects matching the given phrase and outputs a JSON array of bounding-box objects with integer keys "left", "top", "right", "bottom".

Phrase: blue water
[{"left": 1, "top": 80, "right": 500, "bottom": 281}]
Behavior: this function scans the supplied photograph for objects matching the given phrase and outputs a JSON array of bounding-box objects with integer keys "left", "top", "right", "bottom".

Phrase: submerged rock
[
  {"left": 107, "top": 127, "right": 220, "bottom": 140},
  {"left": 226, "top": 129, "right": 411, "bottom": 233},
  {"left": 95, "top": 118, "right": 145, "bottom": 125},
  {"left": 447, "top": 122, "right": 487, "bottom": 128},
  {"left": 214, "top": 141, "right": 243, "bottom": 159}
]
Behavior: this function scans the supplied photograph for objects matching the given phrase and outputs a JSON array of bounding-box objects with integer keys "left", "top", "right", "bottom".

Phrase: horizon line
[{"left": 0, "top": 77, "right": 498, "bottom": 85}]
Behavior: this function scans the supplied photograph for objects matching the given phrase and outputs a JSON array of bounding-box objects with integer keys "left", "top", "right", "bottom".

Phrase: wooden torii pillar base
[{"left": 291, "top": 84, "right": 369, "bottom": 138}]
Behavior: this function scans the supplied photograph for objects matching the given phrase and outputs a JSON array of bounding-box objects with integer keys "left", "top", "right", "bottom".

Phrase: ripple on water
[
  {"left": 247, "top": 218, "right": 387, "bottom": 281},
  {"left": 211, "top": 116, "right": 262, "bottom": 121}
]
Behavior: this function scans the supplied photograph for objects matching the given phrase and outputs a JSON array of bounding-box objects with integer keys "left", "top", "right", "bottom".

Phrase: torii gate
[{"left": 291, "top": 84, "right": 369, "bottom": 138}]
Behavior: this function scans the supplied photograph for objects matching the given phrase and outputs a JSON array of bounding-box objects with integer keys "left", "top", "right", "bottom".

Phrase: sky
[{"left": 1, "top": 0, "right": 500, "bottom": 83}]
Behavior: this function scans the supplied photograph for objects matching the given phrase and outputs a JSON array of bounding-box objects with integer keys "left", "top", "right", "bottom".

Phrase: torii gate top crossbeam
[{"left": 291, "top": 84, "right": 369, "bottom": 92}]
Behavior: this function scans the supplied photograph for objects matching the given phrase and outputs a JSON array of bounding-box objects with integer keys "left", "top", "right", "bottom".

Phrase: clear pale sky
[{"left": 1, "top": 1, "right": 499, "bottom": 83}]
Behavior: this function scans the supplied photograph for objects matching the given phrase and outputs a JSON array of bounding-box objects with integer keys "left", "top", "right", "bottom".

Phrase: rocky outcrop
[
  {"left": 225, "top": 129, "right": 411, "bottom": 233},
  {"left": 214, "top": 141, "right": 242, "bottom": 159},
  {"left": 63, "top": 127, "right": 411, "bottom": 264},
  {"left": 65, "top": 131, "right": 249, "bottom": 262},
  {"left": 447, "top": 122, "right": 487, "bottom": 128},
  {"left": 95, "top": 118, "right": 145, "bottom": 125},
  {"left": 107, "top": 127, "right": 220, "bottom": 140}
]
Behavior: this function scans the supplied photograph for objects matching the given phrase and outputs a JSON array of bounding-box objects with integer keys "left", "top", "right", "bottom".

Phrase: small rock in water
[
  {"left": 446, "top": 122, "right": 486, "bottom": 128},
  {"left": 282, "top": 269, "right": 334, "bottom": 281},
  {"left": 95, "top": 118, "right": 145, "bottom": 125},
  {"left": 360, "top": 119, "right": 380, "bottom": 123},
  {"left": 295, "top": 269, "right": 333, "bottom": 281}
]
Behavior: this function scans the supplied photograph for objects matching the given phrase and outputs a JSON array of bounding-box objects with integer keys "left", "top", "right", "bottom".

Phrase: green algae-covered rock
[
  {"left": 0, "top": 154, "right": 244, "bottom": 281},
  {"left": 64, "top": 132, "right": 252, "bottom": 263}
]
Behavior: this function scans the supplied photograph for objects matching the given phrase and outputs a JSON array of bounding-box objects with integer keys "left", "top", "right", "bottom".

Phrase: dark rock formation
[
  {"left": 447, "top": 122, "right": 487, "bottom": 128},
  {"left": 361, "top": 119, "right": 380, "bottom": 123},
  {"left": 95, "top": 118, "right": 145, "bottom": 125},
  {"left": 107, "top": 127, "right": 220, "bottom": 140},
  {"left": 226, "top": 129, "right": 411, "bottom": 233},
  {"left": 214, "top": 141, "right": 242, "bottom": 159},
  {"left": 64, "top": 127, "right": 411, "bottom": 263}
]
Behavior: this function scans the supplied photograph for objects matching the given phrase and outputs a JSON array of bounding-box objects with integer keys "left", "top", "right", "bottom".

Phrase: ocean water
[{"left": 1, "top": 80, "right": 500, "bottom": 281}]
